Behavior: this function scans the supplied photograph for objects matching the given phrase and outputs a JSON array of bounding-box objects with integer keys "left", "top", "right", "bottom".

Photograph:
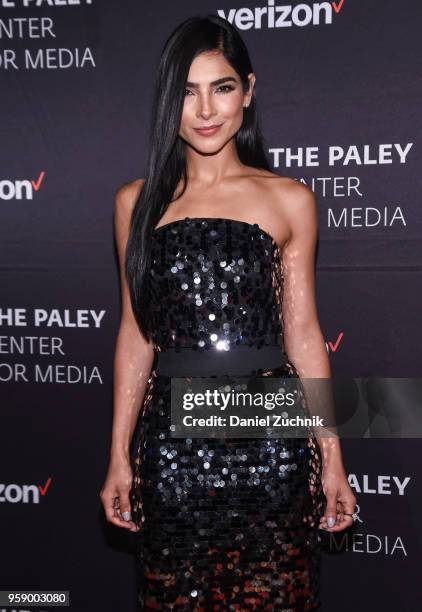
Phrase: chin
[{"left": 197, "top": 142, "right": 230, "bottom": 155}]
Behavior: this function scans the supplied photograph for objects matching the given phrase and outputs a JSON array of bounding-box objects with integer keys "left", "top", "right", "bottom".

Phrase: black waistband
[{"left": 153, "top": 345, "right": 289, "bottom": 377}]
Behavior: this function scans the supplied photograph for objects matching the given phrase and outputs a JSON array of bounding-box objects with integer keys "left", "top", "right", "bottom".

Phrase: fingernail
[
  {"left": 122, "top": 511, "right": 131, "bottom": 521},
  {"left": 327, "top": 516, "right": 335, "bottom": 527}
]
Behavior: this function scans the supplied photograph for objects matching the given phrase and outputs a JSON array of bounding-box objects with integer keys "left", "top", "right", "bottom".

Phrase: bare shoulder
[
  {"left": 114, "top": 177, "right": 145, "bottom": 218},
  {"left": 274, "top": 176, "right": 316, "bottom": 210},
  {"left": 114, "top": 179, "right": 145, "bottom": 255},
  {"left": 268, "top": 175, "right": 317, "bottom": 230},
  {"left": 248, "top": 168, "right": 316, "bottom": 211},
  {"left": 246, "top": 170, "right": 316, "bottom": 239}
]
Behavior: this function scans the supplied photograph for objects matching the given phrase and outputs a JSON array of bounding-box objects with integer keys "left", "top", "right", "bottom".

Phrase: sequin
[
  {"left": 130, "top": 218, "right": 325, "bottom": 611},
  {"left": 148, "top": 218, "right": 285, "bottom": 353}
]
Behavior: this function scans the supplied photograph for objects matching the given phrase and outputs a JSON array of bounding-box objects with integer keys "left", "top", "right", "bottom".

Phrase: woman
[{"left": 100, "top": 14, "right": 357, "bottom": 611}]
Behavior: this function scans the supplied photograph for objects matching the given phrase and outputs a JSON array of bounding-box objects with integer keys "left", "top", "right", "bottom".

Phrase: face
[{"left": 178, "top": 50, "right": 255, "bottom": 153}]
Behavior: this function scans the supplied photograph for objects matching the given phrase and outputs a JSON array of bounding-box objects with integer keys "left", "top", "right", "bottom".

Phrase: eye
[
  {"left": 216, "top": 85, "right": 235, "bottom": 93},
  {"left": 183, "top": 85, "right": 235, "bottom": 96}
]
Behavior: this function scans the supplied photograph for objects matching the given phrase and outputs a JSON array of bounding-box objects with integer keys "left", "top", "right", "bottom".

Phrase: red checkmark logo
[
  {"left": 328, "top": 332, "right": 344, "bottom": 352},
  {"left": 31, "top": 171, "right": 45, "bottom": 191},
  {"left": 332, "top": 0, "right": 345, "bottom": 13},
  {"left": 38, "top": 477, "right": 52, "bottom": 496}
]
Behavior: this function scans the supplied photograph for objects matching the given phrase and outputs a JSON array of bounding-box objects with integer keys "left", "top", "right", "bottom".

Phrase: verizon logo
[
  {"left": 218, "top": 0, "right": 345, "bottom": 30},
  {"left": 327, "top": 332, "right": 344, "bottom": 354},
  {"left": 0, "top": 477, "right": 52, "bottom": 504},
  {"left": 0, "top": 171, "right": 45, "bottom": 200}
]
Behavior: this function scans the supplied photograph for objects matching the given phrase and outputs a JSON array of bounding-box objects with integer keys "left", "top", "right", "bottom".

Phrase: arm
[
  {"left": 110, "top": 179, "right": 155, "bottom": 461},
  {"left": 279, "top": 180, "right": 357, "bottom": 531},
  {"left": 280, "top": 181, "right": 337, "bottom": 454},
  {"left": 100, "top": 179, "right": 154, "bottom": 532}
]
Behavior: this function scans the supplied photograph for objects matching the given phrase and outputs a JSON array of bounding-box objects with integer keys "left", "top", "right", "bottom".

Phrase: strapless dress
[{"left": 130, "top": 217, "right": 324, "bottom": 611}]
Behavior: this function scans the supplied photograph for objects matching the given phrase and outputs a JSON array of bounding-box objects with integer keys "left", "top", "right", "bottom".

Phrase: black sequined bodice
[{"left": 149, "top": 217, "right": 285, "bottom": 353}]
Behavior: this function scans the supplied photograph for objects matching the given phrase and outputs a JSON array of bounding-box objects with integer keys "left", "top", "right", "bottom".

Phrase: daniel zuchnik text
[{"left": 182, "top": 415, "right": 324, "bottom": 428}]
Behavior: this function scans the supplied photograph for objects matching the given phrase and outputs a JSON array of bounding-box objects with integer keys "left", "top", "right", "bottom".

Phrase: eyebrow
[{"left": 185, "top": 76, "right": 237, "bottom": 88}]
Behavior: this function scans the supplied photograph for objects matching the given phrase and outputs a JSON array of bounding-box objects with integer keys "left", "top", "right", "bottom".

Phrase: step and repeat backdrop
[{"left": 1, "top": 1, "right": 421, "bottom": 611}]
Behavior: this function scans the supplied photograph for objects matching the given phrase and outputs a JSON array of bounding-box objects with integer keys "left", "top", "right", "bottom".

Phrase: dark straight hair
[{"left": 125, "top": 13, "right": 271, "bottom": 341}]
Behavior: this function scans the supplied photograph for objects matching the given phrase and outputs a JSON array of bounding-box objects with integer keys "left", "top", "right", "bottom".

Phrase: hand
[
  {"left": 319, "top": 461, "right": 357, "bottom": 532},
  {"left": 100, "top": 456, "right": 141, "bottom": 532}
]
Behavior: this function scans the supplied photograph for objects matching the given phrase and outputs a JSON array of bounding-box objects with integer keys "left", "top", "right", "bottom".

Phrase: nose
[{"left": 196, "top": 92, "right": 216, "bottom": 120}]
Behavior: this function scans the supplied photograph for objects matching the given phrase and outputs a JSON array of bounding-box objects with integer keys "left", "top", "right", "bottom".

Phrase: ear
[{"left": 243, "top": 73, "right": 256, "bottom": 107}]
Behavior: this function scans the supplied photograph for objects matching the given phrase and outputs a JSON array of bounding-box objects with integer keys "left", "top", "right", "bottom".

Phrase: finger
[
  {"left": 118, "top": 490, "right": 138, "bottom": 528},
  {"left": 319, "top": 513, "right": 352, "bottom": 530},
  {"left": 322, "top": 514, "right": 353, "bottom": 532},
  {"left": 115, "top": 497, "right": 141, "bottom": 532},
  {"left": 109, "top": 511, "right": 141, "bottom": 531},
  {"left": 109, "top": 515, "right": 140, "bottom": 530},
  {"left": 321, "top": 492, "right": 338, "bottom": 528},
  {"left": 320, "top": 500, "right": 352, "bottom": 531},
  {"left": 119, "top": 492, "right": 132, "bottom": 522},
  {"left": 103, "top": 495, "right": 140, "bottom": 531},
  {"left": 319, "top": 502, "right": 344, "bottom": 529}
]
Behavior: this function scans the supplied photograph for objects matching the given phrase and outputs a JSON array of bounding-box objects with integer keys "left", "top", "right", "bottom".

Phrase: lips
[{"left": 193, "top": 124, "right": 223, "bottom": 136}]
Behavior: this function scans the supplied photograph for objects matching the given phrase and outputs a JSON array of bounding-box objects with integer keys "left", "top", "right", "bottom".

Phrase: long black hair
[{"left": 125, "top": 13, "right": 271, "bottom": 341}]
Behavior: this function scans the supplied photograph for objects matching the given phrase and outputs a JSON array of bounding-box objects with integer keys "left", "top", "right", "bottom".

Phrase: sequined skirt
[{"left": 130, "top": 346, "right": 325, "bottom": 611}]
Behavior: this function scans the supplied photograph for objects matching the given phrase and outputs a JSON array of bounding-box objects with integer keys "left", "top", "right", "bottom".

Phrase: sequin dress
[{"left": 130, "top": 217, "right": 325, "bottom": 611}]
